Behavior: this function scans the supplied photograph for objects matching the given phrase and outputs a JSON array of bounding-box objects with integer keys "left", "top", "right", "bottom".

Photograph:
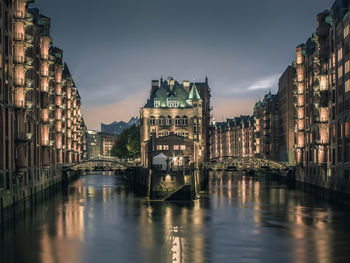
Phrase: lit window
[
  {"left": 157, "top": 145, "right": 162, "bottom": 150},
  {"left": 163, "top": 145, "right": 169, "bottom": 150},
  {"left": 346, "top": 80, "right": 350, "bottom": 93},
  {"left": 338, "top": 48, "right": 343, "bottom": 62},
  {"left": 167, "top": 101, "right": 178, "bottom": 108},
  {"left": 344, "top": 25, "right": 350, "bottom": 39},
  {"left": 180, "top": 145, "right": 186, "bottom": 150},
  {"left": 174, "top": 145, "right": 179, "bottom": 150},
  {"left": 154, "top": 100, "right": 160, "bottom": 107},
  {"left": 338, "top": 66, "right": 343, "bottom": 79},
  {"left": 345, "top": 60, "right": 350, "bottom": 74},
  {"left": 149, "top": 116, "right": 156, "bottom": 125}
]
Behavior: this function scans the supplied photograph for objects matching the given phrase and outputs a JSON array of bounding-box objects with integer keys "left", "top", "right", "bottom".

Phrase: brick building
[
  {"left": 0, "top": 0, "right": 86, "bottom": 206},
  {"left": 140, "top": 77, "right": 211, "bottom": 169}
]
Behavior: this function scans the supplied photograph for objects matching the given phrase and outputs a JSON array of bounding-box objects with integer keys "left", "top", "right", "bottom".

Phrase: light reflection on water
[{"left": 1, "top": 171, "right": 350, "bottom": 263}]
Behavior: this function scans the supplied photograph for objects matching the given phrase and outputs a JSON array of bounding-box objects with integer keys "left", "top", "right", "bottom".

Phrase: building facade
[
  {"left": 209, "top": 116, "right": 255, "bottom": 160},
  {"left": 277, "top": 66, "right": 296, "bottom": 165},
  {"left": 209, "top": 0, "right": 350, "bottom": 194},
  {"left": 293, "top": 0, "right": 350, "bottom": 192},
  {"left": 87, "top": 130, "right": 117, "bottom": 158},
  {"left": 140, "top": 77, "right": 211, "bottom": 169},
  {"left": 0, "top": 0, "right": 86, "bottom": 207}
]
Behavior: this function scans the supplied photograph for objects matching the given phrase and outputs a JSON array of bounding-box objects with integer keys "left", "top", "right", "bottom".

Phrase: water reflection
[{"left": 1, "top": 171, "right": 350, "bottom": 263}]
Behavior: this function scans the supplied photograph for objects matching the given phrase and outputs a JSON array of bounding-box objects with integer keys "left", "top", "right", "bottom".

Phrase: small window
[
  {"left": 167, "top": 101, "right": 178, "bottom": 108},
  {"left": 175, "top": 116, "right": 181, "bottom": 126},
  {"left": 166, "top": 116, "right": 172, "bottom": 126},
  {"left": 154, "top": 100, "right": 160, "bottom": 107},
  {"left": 182, "top": 116, "right": 188, "bottom": 126},
  {"left": 180, "top": 145, "right": 186, "bottom": 150},
  {"left": 163, "top": 145, "right": 169, "bottom": 150},
  {"left": 159, "top": 117, "right": 165, "bottom": 126},
  {"left": 338, "top": 65, "right": 343, "bottom": 79},
  {"left": 174, "top": 145, "right": 179, "bottom": 150},
  {"left": 338, "top": 48, "right": 343, "bottom": 62},
  {"left": 344, "top": 24, "right": 350, "bottom": 39},
  {"left": 149, "top": 116, "right": 156, "bottom": 126},
  {"left": 157, "top": 145, "right": 162, "bottom": 150}
]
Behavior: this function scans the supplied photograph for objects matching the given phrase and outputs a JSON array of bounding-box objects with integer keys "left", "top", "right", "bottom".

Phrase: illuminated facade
[
  {"left": 209, "top": 116, "right": 255, "bottom": 160},
  {"left": 0, "top": 0, "right": 86, "bottom": 207},
  {"left": 140, "top": 77, "right": 211, "bottom": 169},
  {"left": 293, "top": 1, "right": 350, "bottom": 190},
  {"left": 254, "top": 92, "right": 279, "bottom": 161}
]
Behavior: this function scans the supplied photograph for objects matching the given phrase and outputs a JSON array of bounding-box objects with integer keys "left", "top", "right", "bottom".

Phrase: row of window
[
  {"left": 158, "top": 131, "right": 189, "bottom": 137},
  {"left": 154, "top": 100, "right": 179, "bottom": 108},
  {"left": 149, "top": 116, "right": 191, "bottom": 126},
  {"left": 156, "top": 145, "right": 186, "bottom": 151}
]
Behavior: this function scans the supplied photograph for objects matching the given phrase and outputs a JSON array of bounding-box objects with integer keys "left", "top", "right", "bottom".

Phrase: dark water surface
[{"left": 1, "top": 172, "right": 350, "bottom": 263}]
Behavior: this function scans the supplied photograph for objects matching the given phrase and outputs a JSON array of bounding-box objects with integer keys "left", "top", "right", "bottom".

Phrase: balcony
[
  {"left": 24, "top": 10, "right": 34, "bottom": 24},
  {"left": 14, "top": 78, "right": 25, "bottom": 87},
  {"left": 25, "top": 80, "right": 34, "bottom": 93},
  {"left": 25, "top": 34, "right": 33, "bottom": 44},
  {"left": 314, "top": 139, "right": 328, "bottom": 145},
  {"left": 314, "top": 116, "right": 328, "bottom": 124},
  {"left": 25, "top": 56, "right": 34, "bottom": 66},
  {"left": 295, "top": 144, "right": 304, "bottom": 149},
  {"left": 14, "top": 56, "right": 25, "bottom": 64},
  {"left": 14, "top": 33, "right": 24, "bottom": 41},
  {"left": 41, "top": 54, "right": 49, "bottom": 60},
  {"left": 40, "top": 70, "right": 49, "bottom": 77},
  {"left": 25, "top": 101, "right": 34, "bottom": 111},
  {"left": 14, "top": 100, "right": 25, "bottom": 109}
]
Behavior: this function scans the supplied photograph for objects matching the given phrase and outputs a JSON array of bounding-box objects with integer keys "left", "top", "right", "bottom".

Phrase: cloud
[{"left": 247, "top": 74, "right": 279, "bottom": 91}]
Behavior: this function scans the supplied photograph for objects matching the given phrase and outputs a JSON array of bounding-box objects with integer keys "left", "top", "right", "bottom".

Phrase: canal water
[{"left": 1, "top": 172, "right": 350, "bottom": 263}]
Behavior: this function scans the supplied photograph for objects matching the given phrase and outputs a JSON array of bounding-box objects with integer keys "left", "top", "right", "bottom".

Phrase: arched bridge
[
  {"left": 208, "top": 157, "right": 287, "bottom": 172},
  {"left": 63, "top": 157, "right": 129, "bottom": 172}
]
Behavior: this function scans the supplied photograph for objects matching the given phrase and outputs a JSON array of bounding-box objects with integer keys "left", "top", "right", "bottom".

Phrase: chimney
[
  {"left": 183, "top": 80, "right": 191, "bottom": 93},
  {"left": 151, "top": 80, "right": 159, "bottom": 96}
]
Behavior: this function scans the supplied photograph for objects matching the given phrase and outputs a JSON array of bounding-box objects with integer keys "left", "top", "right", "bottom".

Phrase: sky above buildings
[{"left": 33, "top": 0, "right": 333, "bottom": 130}]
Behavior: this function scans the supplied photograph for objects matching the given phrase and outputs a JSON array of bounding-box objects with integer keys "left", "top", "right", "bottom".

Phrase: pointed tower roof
[{"left": 188, "top": 83, "right": 201, "bottom": 101}]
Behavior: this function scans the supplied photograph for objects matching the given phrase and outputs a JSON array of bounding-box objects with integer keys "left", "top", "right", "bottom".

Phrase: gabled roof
[
  {"left": 153, "top": 152, "right": 168, "bottom": 160},
  {"left": 144, "top": 77, "right": 205, "bottom": 108},
  {"left": 188, "top": 83, "right": 201, "bottom": 100}
]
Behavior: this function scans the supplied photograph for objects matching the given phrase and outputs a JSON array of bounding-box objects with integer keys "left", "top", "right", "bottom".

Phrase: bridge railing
[{"left": 208, "top": 157, "right": 287, "bottom": 171}]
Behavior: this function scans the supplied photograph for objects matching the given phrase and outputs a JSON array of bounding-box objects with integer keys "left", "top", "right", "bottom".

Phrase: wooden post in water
[{"left": 147, "top": 169, "right": 152, "bottom": 199}]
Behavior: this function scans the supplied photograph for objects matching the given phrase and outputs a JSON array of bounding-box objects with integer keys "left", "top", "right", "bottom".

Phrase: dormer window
[
  {"left": 154, "top": 100, "right": 160, "bottom": 107},
  {"left": 167, "top": 101, "right": 178, "bottom": 108}
]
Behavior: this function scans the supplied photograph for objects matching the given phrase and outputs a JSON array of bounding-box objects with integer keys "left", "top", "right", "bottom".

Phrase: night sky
[{"left": 32, "top": 0, "right": 333, "bottom": 130}]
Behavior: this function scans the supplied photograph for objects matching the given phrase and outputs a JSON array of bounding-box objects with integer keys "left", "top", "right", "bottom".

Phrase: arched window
[
  {"left": 149, "top": 116, "right": 155, "bottom": 126},
  {"left": 175, "top": 116, "right": 181, "bottom": 126},
  {"left": 182, "top": 116, "right": 188, "bottom": 126},
  {"left": 159, "top": 116, "right": 165, "bottom": 126},
  {"left": 166, "top": 115, "right": 172, "bottom": 126}
]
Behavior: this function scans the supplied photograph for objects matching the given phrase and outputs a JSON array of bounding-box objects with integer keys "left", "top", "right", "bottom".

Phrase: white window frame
[
  {"left": 167, "top": 101, "right": 178, "bottom": 108},
  {"left": 154, "top": 100, "right": 160, "bottom": 107}
]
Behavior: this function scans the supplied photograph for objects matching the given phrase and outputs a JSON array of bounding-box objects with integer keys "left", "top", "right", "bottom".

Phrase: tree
[{"left": 111, "top": 125, "right": 140, "bottom": 159}]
